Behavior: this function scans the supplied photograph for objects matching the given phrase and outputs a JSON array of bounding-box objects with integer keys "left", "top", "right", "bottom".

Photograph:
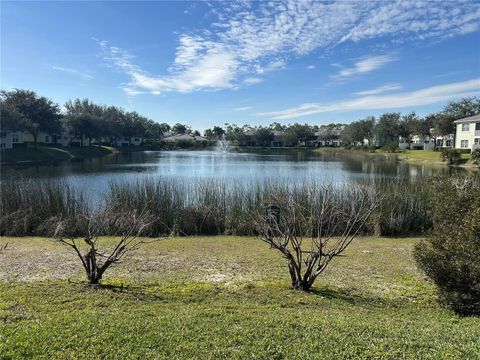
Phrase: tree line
[
  {"left": 341, "top": 98, "right": 480, "bottom": 149},
  {"left": 0, "top": 89, "right": 192, "bottom": 148},
  {"left": 204, "top": 98, "right": 479, "bottom": 149},
  {"left": 2, "top": 89, "right": 479, "bottom": 150}
]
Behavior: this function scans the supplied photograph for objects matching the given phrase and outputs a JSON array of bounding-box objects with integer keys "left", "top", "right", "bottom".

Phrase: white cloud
[
  {"left": 97, "top": 0, "right": 480, "bottom": 95},
  {"left": 354, "top": 83, "right": 402, "bottom": 96},
  {"left": 243, "top": 77, "right": 263, "bottom": 85},
  {"left": 306, "top": 65, "right": 315, "bottom": 70},
  {"left": 332, "top": 54, "right": 397, "bottom": 81},
  {"left": 257, "top": 78, "right": 480, "bottom": 119},
  {"left": 50, "top": 65, "right": 93, "bottom": 80},
  {"left": 233, "top": 106, "right": 252, "bottom": 111}
]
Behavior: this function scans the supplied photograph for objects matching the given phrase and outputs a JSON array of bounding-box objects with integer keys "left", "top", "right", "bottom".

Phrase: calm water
[{"left": 1, "top": 149, "right": 457, "bottom": 198}]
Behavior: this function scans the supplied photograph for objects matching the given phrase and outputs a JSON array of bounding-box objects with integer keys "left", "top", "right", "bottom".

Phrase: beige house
[{"left": 454, "top": 114, "right": 480, "bottom": 151}]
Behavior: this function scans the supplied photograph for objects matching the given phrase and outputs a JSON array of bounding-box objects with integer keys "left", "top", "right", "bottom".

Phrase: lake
[{"left": 1, "top": 149, "right": 457, "bottom": 199}]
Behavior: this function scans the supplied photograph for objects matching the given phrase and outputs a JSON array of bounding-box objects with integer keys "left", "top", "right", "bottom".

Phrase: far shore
[{"left": 1, "top": 144, "right": 478, "bottom": 169}]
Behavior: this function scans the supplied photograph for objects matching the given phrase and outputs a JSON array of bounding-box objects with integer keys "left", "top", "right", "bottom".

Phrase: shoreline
[{"left": 1, "top": 145, "right": 478, "bottom": 169}]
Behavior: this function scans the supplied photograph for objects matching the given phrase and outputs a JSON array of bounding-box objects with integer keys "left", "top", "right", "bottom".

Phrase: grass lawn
[
  {"left": 398, "top": 149, "right": 472, "bottom": 165},
  {"left": 1, "top": 236, "right": 479, "bottom": 359}
]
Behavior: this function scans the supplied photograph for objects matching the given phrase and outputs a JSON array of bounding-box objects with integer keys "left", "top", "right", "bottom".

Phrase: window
[
  {"left": 462, "top": 123, "right": 470, "bottom": 131},
  {"left": 475, "top": 138, "right": 480, "bottom": 145},
  {"left": 446, "top": 140, "right": 451, "bottom": 147},
  {"left": 476, "top": 122, "right": 480, "bottom": 130},
  {"left": 12, "top": 134, "right": 19, "bottom": 143},
  {"left": 461, "top": 140, "right": 469, "bottom": 148},
  {"left": 45, "top": 135, "right": 50, "bottom": 142}
]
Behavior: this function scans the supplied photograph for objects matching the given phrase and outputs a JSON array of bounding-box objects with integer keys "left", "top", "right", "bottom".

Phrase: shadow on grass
[{"left": 309, "top": 286, "right": 400, "bottom": 309}]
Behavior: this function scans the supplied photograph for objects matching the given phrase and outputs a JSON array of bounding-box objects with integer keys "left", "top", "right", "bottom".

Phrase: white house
[{"left": 454, "top": 114, "right": 480, "bottom": 151}]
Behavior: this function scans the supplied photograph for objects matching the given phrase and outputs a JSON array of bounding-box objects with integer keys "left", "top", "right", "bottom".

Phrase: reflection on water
[{"left": 1, "top": 149, "right": 463, "bottom": 198}]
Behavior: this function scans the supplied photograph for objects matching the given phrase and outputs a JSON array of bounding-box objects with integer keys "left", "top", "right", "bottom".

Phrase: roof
[
  {"left": 163, "top": 133, "right": 207, "bottom": 142},
  {"left": 453, "top": 114, "right": 480, "bottom": 124}
]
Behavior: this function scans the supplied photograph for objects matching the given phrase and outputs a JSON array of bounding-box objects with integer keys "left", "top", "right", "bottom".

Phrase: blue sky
[{"left": 2, "top": 1, "right": 480, "bottom": 130}]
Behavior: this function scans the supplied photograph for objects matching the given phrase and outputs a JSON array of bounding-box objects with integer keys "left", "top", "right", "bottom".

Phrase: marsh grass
[{"left": 2, "top": 177, "right": 434, "bottom": 237}]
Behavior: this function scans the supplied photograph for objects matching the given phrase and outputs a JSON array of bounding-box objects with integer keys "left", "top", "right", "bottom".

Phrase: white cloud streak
[
  {"left": 257, "top": 78, "right": 480, "bottom": 119},
  {"left": 50, "top": 65, "right": 93, "bottom": 80},
  {"left": 331, "top": 54, "right": 397, "bottom": 80},
  {"left": 97, "top": 0, "right": 480, "bottom": 95},
  {"left": 233, "top": 106, "right": 252, "bottom": 111},
  {"left": 354, "top": 83, "right": 402, "bottom": 96}
]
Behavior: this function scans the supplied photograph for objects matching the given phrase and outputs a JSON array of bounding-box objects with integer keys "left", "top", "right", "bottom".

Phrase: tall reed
[{"left": 0, "top": 176, "right": 444, "bottom": 237}]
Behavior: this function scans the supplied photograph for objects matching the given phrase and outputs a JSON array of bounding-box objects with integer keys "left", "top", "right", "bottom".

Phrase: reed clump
[{"left": 0, "top": 176, "right": 443, "bottom": 237}]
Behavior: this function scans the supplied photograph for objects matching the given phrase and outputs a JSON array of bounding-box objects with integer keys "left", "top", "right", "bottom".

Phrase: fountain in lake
[{"left": 215, "top": 135, "right": 230, "bottom": 153}]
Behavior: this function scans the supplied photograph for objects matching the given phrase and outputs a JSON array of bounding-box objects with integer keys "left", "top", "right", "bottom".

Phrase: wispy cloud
[
  {"left": 331, "top": 54, "right": 397, "bottom": 81},
  {"left": 257, "top": 78, "right": 480, "bottom": 119},
  {"left": 50, "top": 65, "right": 93, "bottom": 80},
  {"left": 233, "top": 106, "right": 252, "bottom": 112},
  {"left": 97, "top": 1, "right": 480, "bottom": 95},
  {"left": 243, "top": 77, "right": 263, "bottom": 85},
  {"left": 306, "top": 65, "right": 316, "bottom": 70},
  {"left": 354, "top": 83, "right": 402, "bottom": 96}
]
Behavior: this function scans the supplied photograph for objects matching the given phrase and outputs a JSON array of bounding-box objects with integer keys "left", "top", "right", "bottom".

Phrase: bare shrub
[
  {"left": 53, "top": 205, "right": 158, "bottom": 285},
  {"left": 256, "top": 183, "right": 380, "bottom": 291}
]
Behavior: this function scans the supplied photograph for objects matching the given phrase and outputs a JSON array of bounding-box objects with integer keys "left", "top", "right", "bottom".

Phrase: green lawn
[
  {"left": 1, "top": 236, "right": 479, "bottom": 359},
  {"left": 399, "top": 149, "right": 471, "bottom": 164}
]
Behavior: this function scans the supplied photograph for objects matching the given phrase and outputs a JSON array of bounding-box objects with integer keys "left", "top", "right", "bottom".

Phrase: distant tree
[
  {"left": 375, "top": 113, "right": 401, "bottom": 148},
  {"left": 64, "top": 99, "right": 104, "bottom": 144},
  {"left": 360, "top": 117, "right": 376, "bottom": 148},
  {"left": 286, "top": 123, "right": 315, "bottom": 146},
  {"left": 1, "top": 89, "right": 62, "bottom": 149},
  {"left": 212, "top": 126, "right": 225, "bottom": 139},
  {"left": 254, "top": 127, "right": 274, "bottom": 146},
  {"left": 172, "top": 123, "right": 188, "bottom": 135},
  {"left": 144, "top": 120, "right": 167, "bottom": 140},
  {"left": 224, "top": 123, "right": 247, "bottom": 144},
  {"left": 0, "top": 98, "right": 23, "bottom": 132},
  {"left": 442, "top": 97, "right": 480, "bottom": 119},
  {"left": 270, "top": 122, "right": 286, "bottom": 131},
  {"left": 399, "top": 112, "right": 420, "bottom": 149},
  {"left": 192, "top": 130, "right": 201, "bottom": 136},
  {"left": 340, "top": 125, "right": 354, "bottom": 145},
  {"left": 425, "top": 113, "right": 447, "bottom": 150},
  {"left": 204, "top": 128, "right": 214, "bottom": 139}
]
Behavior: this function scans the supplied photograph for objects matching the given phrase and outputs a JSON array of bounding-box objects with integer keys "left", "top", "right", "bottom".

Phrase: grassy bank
[
  {"left": 0, "top": 145, "right": 117, "bottom": 165},
  {"left": 1, "top": 236, "right": 479, "bottom": 359},
  {"left": 314, "top": 147, "right": 477, "bottom": 168}
]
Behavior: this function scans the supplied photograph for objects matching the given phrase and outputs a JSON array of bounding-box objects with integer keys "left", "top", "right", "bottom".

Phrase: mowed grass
[{"left": 1, "top": 236, "right": 479, "bottom": 359}]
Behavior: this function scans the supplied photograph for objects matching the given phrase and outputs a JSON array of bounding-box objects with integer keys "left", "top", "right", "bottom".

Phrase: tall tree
[
  {"left": 254, "top": 127, "right": 274, "bottom": 147},
  {"left": 375, "top": 113, "right": 401, "bottom": 148},
  {"left": 1, "top": 89, "right": 62, "bottom": 149},
  {"left": 64, "top": 99, "right": 103, "bottom": 145},
  {"left": 172, "top": 123, "right": 188, "bottom": 134},
  {"left": 399, "top": 112, "right": 420, "bottom": 149},
  {"left": 212, "top": 126, "right": 225, "bottom": 139}
]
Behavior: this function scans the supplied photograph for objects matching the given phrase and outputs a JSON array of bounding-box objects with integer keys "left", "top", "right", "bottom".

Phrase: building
[
  {"left": 454, "top": 114, "right": 480, "bottom": 151},
  {"left": 162, "top": 133, "right": 207, "bottom": 143},
  {"left": 314, "top": 128, "right": 343, "bottom": 147}
]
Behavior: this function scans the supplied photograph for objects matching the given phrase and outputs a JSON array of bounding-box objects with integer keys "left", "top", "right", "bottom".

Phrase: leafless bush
[
  {"left": 256, "top": 183, "right": 381, "bottom": 291},
  {"left": 53, "top": 205, "right": 159, "bottom": 285}
]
